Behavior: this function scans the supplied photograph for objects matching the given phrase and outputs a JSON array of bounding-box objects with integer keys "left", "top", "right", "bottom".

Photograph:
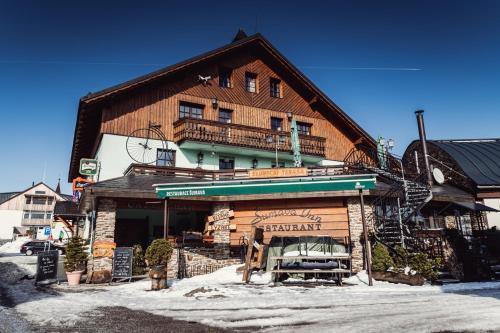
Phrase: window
[
  {"left": 25, "top": 197, "right": 31, "bottom": 204},
  {"left": 245, "top": 72, "right": 257, "bottom": 93},
  {"left": 296, "top": 122, "right": 312, "bottom": 136},
  {"left": 31, "top": 211, "right": 46, "bottom": 219},
  {"left": 270, "top": 78, "right": 281, "bottom": 98},
  {"left": 23, "top": 211, "right": 29, "bottom": 219},
  {"left": 156, "top": 149, "right": 176, "bottom": 167},
  {"left": 35, "top": 191, "right": 46, "bottom": 194},
  {"left": 272, "top": 161, "right": 285, "bottom": 168},
  {"left": 219, "top": 157, "right": 234, "bottom": 170},
  {"left": 46, "top": 213, "right": 52, "bottom": 219},
  {"left": 47, "top": 197, "right": 54, "bottom": 205},
  {"left": 271, "top": 117, "right": 283, "bottom": 131},
  {"left": 219, "top": 108, "right": 233, "bottom": 124},
  {"left": 179, "top": 102, "right": 203, "bottom": 119},
  {"left": 32, "top": 197, "right": 46, "bottom": 205},
  {"left": 219, "top": 68, "right": 232, "bottom": 88}
]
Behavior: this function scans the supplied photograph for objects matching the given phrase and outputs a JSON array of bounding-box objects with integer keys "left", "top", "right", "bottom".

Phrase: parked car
[{"left": 20, "top": 240, "right": 65, "bottom": 256}]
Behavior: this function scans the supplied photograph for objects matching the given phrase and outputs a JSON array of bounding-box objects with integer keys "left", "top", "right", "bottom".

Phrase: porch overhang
[{"left": 154, "top": 174, "right": 377, "bottom": 199}]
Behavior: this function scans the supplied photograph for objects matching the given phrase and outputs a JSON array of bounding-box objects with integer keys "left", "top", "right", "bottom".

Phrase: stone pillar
[
  {"left": 347, "top": 197, "right": 374, "bottom": 273},
  {"left": 87, "top": 198, "right": 117, "bottom": 281},
  {"left": 94, "top": 198, "right": 117, "bottom": 241},
  {"left": 211, "top": 202, "right": 231, "bottom": 259}
]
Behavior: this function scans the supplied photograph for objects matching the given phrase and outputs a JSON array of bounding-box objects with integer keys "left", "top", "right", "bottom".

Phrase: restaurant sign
[{"left": 156, "top": 175, "right": 376, "bottom": 199}]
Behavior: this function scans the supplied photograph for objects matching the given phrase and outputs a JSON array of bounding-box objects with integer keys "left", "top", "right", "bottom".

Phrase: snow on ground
[
  {"left": 0, "top": 237, "right": 30, "bottom": 254},
  {"left": 2, "top": 254, "right": 500, "bottom": 332}
]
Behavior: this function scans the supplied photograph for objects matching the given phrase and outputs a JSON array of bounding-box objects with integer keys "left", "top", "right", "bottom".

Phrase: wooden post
[
  {"left": 242, "top": 226, "right": 256, "bottom": 283},
  {"left": 359, "top": 189, "right": 373, "bottom": 286},
  {"left": 163, "top": 199, "right": 169, "bottom": 239}
]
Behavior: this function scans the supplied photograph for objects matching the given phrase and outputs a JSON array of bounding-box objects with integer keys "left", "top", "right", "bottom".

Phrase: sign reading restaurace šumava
[{"left": 155, "top": 176, "right": 376, "bottom": 198}]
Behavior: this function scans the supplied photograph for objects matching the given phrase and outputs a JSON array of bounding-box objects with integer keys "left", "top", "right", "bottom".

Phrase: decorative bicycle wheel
[{"left": 126, "top": 127, "right": 166, "bottom": 164}]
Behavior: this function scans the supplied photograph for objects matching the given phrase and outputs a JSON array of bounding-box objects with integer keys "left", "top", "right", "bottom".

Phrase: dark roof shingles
[{"left": 431, "top": 140, "right": 500, "bottom": 186}]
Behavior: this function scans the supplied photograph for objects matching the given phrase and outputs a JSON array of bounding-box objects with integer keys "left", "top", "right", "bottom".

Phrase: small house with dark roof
[{"left": 404, "top": 138, "right": 500, "bottom": 230}]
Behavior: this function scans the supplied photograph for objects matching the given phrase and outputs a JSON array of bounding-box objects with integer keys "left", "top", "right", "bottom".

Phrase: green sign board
[
  {"left": 79, "top": 159, "right": 98, "bottom": 176},
  {"left": 156, "top": 176, "right": 376, "bottom": 199}
]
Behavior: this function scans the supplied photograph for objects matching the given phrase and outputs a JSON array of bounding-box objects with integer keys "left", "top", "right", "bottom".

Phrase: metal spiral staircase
[{"left": 344, "top": 145, "right": 433, "bottom": 252}]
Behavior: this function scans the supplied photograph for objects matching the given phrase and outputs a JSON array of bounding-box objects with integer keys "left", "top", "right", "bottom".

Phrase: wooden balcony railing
[
  {"left": 125, "top": 164, "right": 348, "bottom": 180},
  {"left": 21, "top": 218, "right": 51, "bottom": 226},
  {"left": 173, "top": 118, "right": 326, "bottom": 157}
]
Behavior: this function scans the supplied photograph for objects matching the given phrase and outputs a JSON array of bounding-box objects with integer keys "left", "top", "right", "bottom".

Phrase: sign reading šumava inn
[
  {"left": 79, "top": 158, "right": 98, "bottom": 176},
  {"left": 251, "top": 208, "right": 323, "bottom": 232}
]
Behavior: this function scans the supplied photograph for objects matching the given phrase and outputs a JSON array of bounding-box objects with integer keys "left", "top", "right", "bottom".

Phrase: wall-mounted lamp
[
  {"left": 211, "top": 97, "right": 218, "bottom": 109},
  {"left": 197, "top": 152, "right": 204, "bottom": 166},
  {"left": 287, "top": 112, "right": 293, "bottom": 120},
  {"left": 252, "top": 158, "right": 258, "bottom": 169}
]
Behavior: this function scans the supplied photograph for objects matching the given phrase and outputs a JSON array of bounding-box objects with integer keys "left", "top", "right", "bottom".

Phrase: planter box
[{"left": 372, "top": 271, "right": 425, "bottom": 286}]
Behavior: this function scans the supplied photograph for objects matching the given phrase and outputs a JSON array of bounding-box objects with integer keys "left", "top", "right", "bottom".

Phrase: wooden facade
[
  {"left": 229, "top": 198, "right": 349, "bottom": 246},
  {"left": 98, "top": 57, "right": 357, "bottom": 159},
  {"left": 70, "top": 33, "right": 375, "bottom": 181}
]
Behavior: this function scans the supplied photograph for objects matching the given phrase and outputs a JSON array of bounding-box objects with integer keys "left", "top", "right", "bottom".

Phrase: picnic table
[{"left": 270, "top": 254, "right": 351, "bottom": 285}]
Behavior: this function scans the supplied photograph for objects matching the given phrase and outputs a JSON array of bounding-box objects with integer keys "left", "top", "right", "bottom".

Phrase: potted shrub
[
  {"left": 145, "top": 239, "right": 173, "bottom": 290},
  {"left": 64, "top": 236, "right": 87, "bottom": 286}
]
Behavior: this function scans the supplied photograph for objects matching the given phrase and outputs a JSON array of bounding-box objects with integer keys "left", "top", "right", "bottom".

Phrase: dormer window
[
  {"left": 245, "top": 72, "right": 258, "bottom": 93},
  {"left": 219, "top": 68, "right": 232, "bottom": 88},
  {"left": 270, "top": 78, "right": 281, "bottom": 98}
]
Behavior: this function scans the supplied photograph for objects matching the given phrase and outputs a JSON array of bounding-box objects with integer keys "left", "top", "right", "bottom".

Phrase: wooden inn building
[{"left": 70, "top": 30, "right": 499, "bottom": 282}]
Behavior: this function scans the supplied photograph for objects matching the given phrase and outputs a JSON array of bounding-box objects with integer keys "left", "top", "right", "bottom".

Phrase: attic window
[
  {"left": 219, "top": 68, "right": 232, "bottom": 88},
  {"left": 245, "top": 72, "right": 258, "bottom": 93},
  {"left": 270, "top": 78, "right": 281, "bottom": 98}
]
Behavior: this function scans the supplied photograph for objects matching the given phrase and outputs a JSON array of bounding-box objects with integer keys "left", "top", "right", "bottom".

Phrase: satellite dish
[{"left": 433, "top": 167, "right": 445, "bottom": 184}]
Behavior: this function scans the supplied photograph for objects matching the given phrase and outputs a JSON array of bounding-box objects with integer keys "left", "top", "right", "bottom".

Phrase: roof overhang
[{"left": 154, "top": 174, "right": 377, "bottom": 199}]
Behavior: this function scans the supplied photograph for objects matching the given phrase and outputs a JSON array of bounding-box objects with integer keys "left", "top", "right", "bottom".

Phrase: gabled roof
[
  {"left": 69, "top": 31, "right": 376, "bottom": 181},
  {"left": 0, "top": 182, "right": 69, "bottom": 205},
  {"left": 430, "top": 139, "right": 500, "bottom": 187},
  {"left": 0, "top": 192, "right": 20, "bottom": 205}
]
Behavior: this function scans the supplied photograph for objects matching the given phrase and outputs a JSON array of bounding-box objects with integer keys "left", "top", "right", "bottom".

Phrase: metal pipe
[
  {"left": 415, "top": 110, "right": 433, "bottom": 187},
  {"left": 359, "top": 189, "right": 373, "bottom": 286},
  {"left": 164, "top": 199, "right": 169, "bottom": 238}
]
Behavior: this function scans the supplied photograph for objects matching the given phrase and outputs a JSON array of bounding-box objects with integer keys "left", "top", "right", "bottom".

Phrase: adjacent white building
[{"left": 0, "top": 182, "right": 70, "bottom": 240}]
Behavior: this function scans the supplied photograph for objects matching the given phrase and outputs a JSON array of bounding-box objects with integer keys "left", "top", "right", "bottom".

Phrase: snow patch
[{"left": 0, "top": 237, "right": 30, "bottom": 254}]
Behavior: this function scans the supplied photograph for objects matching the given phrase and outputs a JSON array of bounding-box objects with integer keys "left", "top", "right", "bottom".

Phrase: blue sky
[{"left": 1, "top": 0, "right": 499, "bottom": 194}]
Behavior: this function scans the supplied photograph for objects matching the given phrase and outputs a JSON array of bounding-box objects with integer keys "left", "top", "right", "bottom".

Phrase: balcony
[
  {"left": 173, "top": 118, "right": 326, "bottom": 157},
  {"left": 21, "top": 218, "right": 51, "bottom": 226}
]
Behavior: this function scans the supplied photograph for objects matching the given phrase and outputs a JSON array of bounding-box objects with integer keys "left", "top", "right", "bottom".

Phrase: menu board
[
  {"left": 36, "top": 250, "right": 59, "bottom": 283},
  {"left": 112, "top": 247, "right": 133, "bottom": 280}
]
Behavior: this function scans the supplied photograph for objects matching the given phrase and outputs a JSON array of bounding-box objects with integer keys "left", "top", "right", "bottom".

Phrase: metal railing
[{"left": 124, "top": 164, "right": 349, "bottom": 180}]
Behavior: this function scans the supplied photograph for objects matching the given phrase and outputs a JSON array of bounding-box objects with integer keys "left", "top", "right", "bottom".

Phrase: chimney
[{"left": 415, "top": 110, "right": 433, "bottom": 187}]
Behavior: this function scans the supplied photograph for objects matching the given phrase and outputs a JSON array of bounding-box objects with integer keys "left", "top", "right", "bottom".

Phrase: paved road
[
  {"left": 0, "top": 254, "right": 234, "bottom": 333},
  {"left": 31, "top": 306, "right": 236, "bottom": 333}
]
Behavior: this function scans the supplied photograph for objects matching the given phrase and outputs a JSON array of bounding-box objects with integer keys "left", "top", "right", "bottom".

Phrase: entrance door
[{"left": 115, "top": 218, "right": 149, "bottom": 249}]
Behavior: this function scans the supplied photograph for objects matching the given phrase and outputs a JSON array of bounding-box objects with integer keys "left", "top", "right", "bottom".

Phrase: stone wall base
[{"left": 167, "top": 246, "right": 241, "bottom": 279}]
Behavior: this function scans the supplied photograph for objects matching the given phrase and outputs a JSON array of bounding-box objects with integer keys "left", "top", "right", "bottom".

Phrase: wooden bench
[{"left": 270, "top": 255, "right": 351, "bottom": 285}]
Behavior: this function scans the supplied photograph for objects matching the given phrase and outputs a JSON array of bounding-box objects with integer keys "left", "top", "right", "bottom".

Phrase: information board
[
  {"left": 36, "top": 250, "right": 59, "bottom": 283},
  {"left": 111, "top": 247, "right": 133, "bottom": 281}
]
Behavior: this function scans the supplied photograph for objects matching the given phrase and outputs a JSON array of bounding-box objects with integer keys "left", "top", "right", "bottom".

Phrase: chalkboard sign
[
  {"left": 111, "top": 247, "right": 133, "bottom": 281},
  {"left": 36, "top": 250, "right": 59, "bottom": 283}
]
